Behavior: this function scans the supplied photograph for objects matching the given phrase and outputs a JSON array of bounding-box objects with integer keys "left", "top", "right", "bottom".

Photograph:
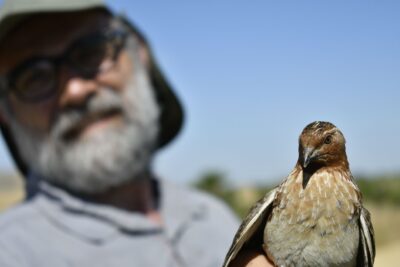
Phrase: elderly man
[{"left": 0, "top": 1, "right": 239, "bottom": 266}]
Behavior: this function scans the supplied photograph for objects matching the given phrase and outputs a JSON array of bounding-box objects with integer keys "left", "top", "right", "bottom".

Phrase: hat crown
[
  {"left": 0, "top": 0, "right": 107, "bottom": 43},
  {"left": 0, "top": 0, "right": 106, "bottom": 16}
]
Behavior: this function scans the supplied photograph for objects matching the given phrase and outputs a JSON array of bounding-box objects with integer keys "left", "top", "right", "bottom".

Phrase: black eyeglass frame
[{"left": 0, "top": 28, "right": 128, "bottom": 103}]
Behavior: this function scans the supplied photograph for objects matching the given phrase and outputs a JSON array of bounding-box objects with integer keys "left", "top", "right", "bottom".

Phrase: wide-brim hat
[{"left": 0, "top": 0, "right": 184, "bottom": 176}]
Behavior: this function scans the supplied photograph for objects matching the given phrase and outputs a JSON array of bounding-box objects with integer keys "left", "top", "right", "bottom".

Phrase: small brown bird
[{"left": 223, "top": 121, "right": 375, "bottom": 267}]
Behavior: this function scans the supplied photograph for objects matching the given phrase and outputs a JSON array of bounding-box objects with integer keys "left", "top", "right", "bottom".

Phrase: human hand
[{"left": 229, "top": 250, "right": 274, "bottom": 267}]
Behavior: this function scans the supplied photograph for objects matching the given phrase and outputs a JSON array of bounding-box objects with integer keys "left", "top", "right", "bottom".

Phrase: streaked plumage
[{"left": 223, "top": 121, "right": 375, "bottom": 267}]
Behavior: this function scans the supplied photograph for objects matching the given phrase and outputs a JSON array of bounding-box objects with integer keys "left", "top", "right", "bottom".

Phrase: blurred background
[{"left": 0, "top": 1, "right": 399, "bottom": 266}]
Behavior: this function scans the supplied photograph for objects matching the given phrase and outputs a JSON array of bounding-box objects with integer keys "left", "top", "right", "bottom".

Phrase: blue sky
[{"left": 0, "top": 1, "right": 399, "bottom": 185}]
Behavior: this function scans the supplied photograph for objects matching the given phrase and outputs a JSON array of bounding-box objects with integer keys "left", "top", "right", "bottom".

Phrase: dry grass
[
  {"left": 374, "top": 241, "right": 400, "bottom": 267},
  {"left": 365, "top": 203, "right": 400, "bottom": 267},
  {"left": 0, "top": 189, "right": 24, "bottom": 210},
  {"left": 366, "top": 203, "right": 400, "bottom": 247}
]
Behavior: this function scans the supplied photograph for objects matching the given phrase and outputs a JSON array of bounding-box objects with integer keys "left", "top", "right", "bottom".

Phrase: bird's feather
[
  {"left": 357, "top": 207, "right": 375, "bottom": 267},
  {"left": 222, "top": 188, "right": 277, "bottom": 267}
]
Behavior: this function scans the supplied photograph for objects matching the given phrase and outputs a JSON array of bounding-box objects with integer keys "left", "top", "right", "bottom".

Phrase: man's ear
[{"left": 138, "top": 42, "right": 151, "bottom": 69}]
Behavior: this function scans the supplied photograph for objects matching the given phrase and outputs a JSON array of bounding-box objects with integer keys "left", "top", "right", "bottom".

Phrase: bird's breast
[{"left": 264, "top": 168, "right": 361, "bottom": 267}]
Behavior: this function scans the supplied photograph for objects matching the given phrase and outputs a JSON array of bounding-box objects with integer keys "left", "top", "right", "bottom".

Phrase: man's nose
[{"left": 58, "top": 71, "right": 99, "bottom": 108}]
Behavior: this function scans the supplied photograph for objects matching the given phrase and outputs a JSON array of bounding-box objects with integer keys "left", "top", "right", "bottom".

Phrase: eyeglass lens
[{"left": 11, "top": 31, "right": 126, "bottom": 102}]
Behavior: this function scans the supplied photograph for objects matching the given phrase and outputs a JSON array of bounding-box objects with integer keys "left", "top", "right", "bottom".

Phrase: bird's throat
[{"left": 301, "top": 162, "right": 324, "bottom": 189}]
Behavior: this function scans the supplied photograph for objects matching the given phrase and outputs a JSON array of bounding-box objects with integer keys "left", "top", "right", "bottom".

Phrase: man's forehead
[{"left": 0, "top": 9, "right": 111, "bottom": 73}]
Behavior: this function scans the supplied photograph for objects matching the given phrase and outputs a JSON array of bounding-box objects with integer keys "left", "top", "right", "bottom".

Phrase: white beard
[{"left": 5, "top": 50, "right": 160, "bottom": 194}]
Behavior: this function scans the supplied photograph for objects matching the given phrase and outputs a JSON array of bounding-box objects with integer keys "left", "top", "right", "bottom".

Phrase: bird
[{"left": 223, "top": 121, "right": 375, "bottom": 267}]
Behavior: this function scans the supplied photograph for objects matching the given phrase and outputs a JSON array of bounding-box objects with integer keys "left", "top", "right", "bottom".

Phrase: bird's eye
[{"left": 324, "top": 135, "right": 333, "bottom": 144}]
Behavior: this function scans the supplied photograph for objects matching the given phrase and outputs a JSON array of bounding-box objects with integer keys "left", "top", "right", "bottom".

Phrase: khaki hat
[{"left": 0, "top": 0, "right": 184, "bottom": 176}]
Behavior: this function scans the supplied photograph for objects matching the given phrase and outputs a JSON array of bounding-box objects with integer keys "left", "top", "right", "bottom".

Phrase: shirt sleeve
[{"left": 0, "top": 240, "right": 29, "bottom": 267}]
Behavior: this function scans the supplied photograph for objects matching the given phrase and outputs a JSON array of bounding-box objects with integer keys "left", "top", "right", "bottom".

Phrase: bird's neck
[
  {"left": 296, "top": 156, "right": 350, "bottom": 174},
  {"left": 295, "top": 158, "right": 351, "bottom": 189}
]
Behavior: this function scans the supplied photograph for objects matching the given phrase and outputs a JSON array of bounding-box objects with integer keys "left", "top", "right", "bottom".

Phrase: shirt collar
[{"left": 28, "top": 173, "right": 207, "bottom": 243}]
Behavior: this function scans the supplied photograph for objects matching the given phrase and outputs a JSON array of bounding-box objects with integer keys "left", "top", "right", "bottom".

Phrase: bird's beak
[{"left": 302, "top": 147, "right": 315, "bottom": 168}]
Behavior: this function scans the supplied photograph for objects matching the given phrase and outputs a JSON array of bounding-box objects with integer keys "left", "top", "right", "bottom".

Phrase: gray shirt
[{"left": 0, "top": 177, "right": 239, "bottom": 267}]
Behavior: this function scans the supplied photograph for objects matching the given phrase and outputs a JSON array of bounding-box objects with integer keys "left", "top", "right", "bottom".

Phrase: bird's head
[{"left": 298, "top": 121, "right": 348, "bottom": 170}]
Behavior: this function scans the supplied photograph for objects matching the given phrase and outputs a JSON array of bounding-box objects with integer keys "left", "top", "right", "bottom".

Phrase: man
[{"left": 0, "top": 1, "right": 239, "bottom": 266}]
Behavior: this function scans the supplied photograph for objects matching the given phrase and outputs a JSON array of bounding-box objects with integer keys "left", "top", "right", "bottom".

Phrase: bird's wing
[
  {"left": 357, "top": 207, "right": 375, "bottom": 267},
  {"left": 222, "top": 187, "right": 278, "bottom": 267}
]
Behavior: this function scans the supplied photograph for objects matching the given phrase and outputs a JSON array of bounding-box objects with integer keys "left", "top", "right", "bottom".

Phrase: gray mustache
[{"left": 51, "top": 89, "right": 124, "bottom": 140}]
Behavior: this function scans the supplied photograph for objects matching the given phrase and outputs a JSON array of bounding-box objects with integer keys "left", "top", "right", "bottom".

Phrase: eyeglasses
[{"left": 0, "top": 29, "right": 128, "bottom": 102}]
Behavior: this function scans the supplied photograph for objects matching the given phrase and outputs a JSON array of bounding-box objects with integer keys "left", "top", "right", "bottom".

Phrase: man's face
[{"left": 0, "top": 10, "right": 160, "bottom": 193}]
